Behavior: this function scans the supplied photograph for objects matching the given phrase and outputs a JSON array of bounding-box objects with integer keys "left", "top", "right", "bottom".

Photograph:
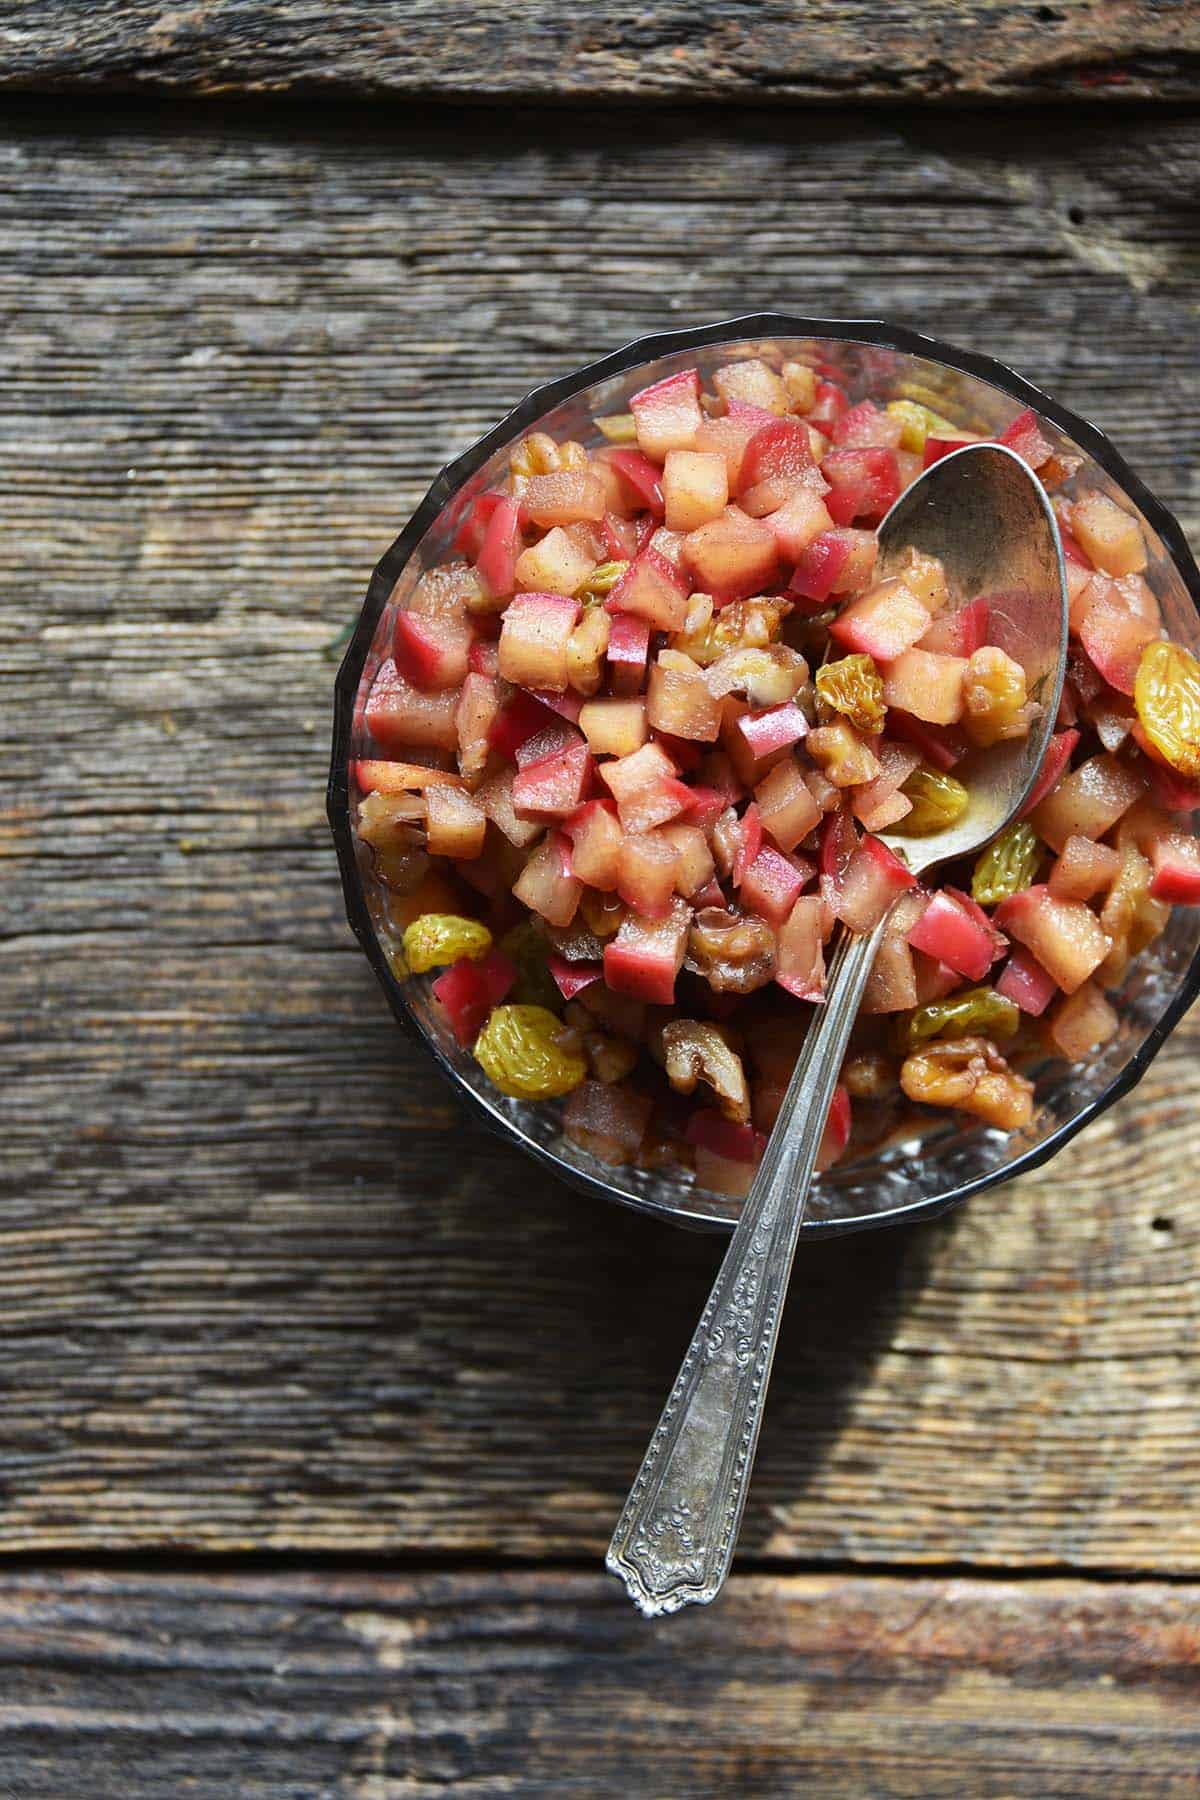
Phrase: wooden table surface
[{"left": 3, "top": 11, "right": 1200, "bottom": 1792}]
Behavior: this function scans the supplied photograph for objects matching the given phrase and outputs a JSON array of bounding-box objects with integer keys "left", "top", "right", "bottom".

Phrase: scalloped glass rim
[{"left": 328, "top": 312, "right": 1200, "bottom": 1238}]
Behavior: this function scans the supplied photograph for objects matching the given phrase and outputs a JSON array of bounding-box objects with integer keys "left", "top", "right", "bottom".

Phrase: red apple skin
[
  {"left": 1148, "top": 832, "right": 1200, "bottom": 903},
  {"left": 995, "top": 947, "right": 1058, "bottom": 1017},
  {"left": 907, "top": 891, "right": 1000, "bottom": 982},
  {"left": 1018, "top": 730, "right": 1081, "bottom": 819}
]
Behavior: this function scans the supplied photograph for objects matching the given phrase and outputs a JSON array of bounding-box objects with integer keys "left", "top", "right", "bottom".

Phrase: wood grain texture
[
  {"left": 1, "top": 1569, "right": 1199, "bottom": 1798},
  {"left": 1, "top": 100, "right": 1199, "bottom": 1564},
  {"left": 3, "top": 0, "right": 1200, "bottom": 105}
]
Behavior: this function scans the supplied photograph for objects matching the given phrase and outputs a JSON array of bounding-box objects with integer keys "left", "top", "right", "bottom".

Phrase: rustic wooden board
[
  {"left": 1, "top": 1569, "right": 1199, "bottom": 1798},
  {"left": 3, "top": 1, "right": 1200, "bottom": 105},
  {"left": 1, "top": 100, "right": 1198, "bottom": 1565}
]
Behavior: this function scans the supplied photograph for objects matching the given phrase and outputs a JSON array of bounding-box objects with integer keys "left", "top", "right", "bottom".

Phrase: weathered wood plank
[
  {"left": 1, "top": 1570, "right": 1199, "bottom": 1799},
  {"left": 1, "top": 102, "right": 1199, "bottom": 1563},
  {"left": 2, "top": 0, "right": 1200, "bottom": 105}
]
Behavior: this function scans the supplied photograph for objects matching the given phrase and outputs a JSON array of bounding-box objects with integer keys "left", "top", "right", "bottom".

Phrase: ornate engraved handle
[{"left": 606, "top": 913, "right": 890, "bottom": 1616}]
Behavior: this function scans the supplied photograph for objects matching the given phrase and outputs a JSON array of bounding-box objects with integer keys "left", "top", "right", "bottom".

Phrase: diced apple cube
[
  {"left": 646, "top": 650, "right": 723, "bottom": 742},
  {"left": 781, "top": 361, "right": 818, "bottom": 412},
  {"left": 393, "top": 608, "right": 473, "bottom": 692},
  {"left": 512, "top": 526, "right": 595, "bottom": 599},
  {"left": 617, "top": 830, "right": 679, "bottom": 918},
  {"left": 917, "top": 595, "right": 989, "bottom": 657},
  {"left": 851, "top": 740, "right": 922, "bottom": 828},
  {"left": 998, "top": 407, "right": 1054, "bottom": 470},
  {"left": 629, "top": 367, "right": 704, "bottom": 460},
  {"left": 605, "top": 612, "right": 652, "bottom": 695},
  {"left": 861, "top": 919, "right": 920, "bottom": 1014},
  {"left": 1070, "top": 492, "right": 1147, "bottom": 576},
  {"left": 733, "top": 702, "right": 810, "bottom": 764},
  {"left": 993, "top": 884, "right": 1111, "bottom": 993},
  {"left": 658, "top": 822, "right": 716, "bottom": 899},
  {"left": 995, "top": 946, "right": 1058, "bottom": 1016},
  {"left": 599, "top": 741, "right": 692, "bottom": 833},
  {"left": 355, "top": 759, "right": 463, "bottom": 795},
  {"left": 821, "top": 447, "right": 901, "bottom": 526},
  {"left": 604, "top": 897, "right": 692, "bottom": 1004},
  {"left": 1047, "top": 980, "right": 1119, "bottom": 1059},
  {"left": 662, "top": 449, "right": 729, "bottom": 532},
  {"left": 606, "top": 547, "right": 689, "bottom": 632},
  {"left": 738, "top": 417, "right": 828, "bottom": 516},
  {"left": 882, "top": 649, "right": 968, "bottom": 725},
  {"left": 1148, "top": 831, "right": 1200, "bottom": 903},
  {"left": 594, "top": 447, "right": 666, "bottom": 520},
  {"left": 476, "top": 766, "right": 544, "bottom": 849},
  {"left": 365, "top": 658, "right": 460, "bottom": 753},
  {"left": 1079, "top": 594, "right": 1156, "bottom": 696},
  {"left": 830, "top": 577, "right": 930, "bottom": 661},
  {"left": 431, "top": 947, "right": 517, "bottom": 1047},
  {"left": 763, "top": 485, "right": 834, "bottom": 561},
  {"left": 512, "top": 829, "right": 581, "bottom": 927},
  {"left": 564, "top": 799, "right": 623, "bottom": 890},
  {"left": 1048, "top": 835, "right": 1121, "bottom": 902},
  {"left": 424, "top": 783, "right": 487, "bottom": 860},
  {"left": 833, "top": 834, "right": 917, "bottom": 934},
  {"left": 498, "top": 590, "right": 580, "bottom": 693},
  {"left": 713, "top": 358, "right": 788, "bottom": 415},
  {"left": 908, "top": 890, "right": 1003, "bottom": 982},
  {"left": 521, "top": 470, "right": 606, "bottom": 528},
  {"left": 578, "top": 696, "right": 649, "bottom": 758},
  {"left": 1019, "top": 729, "right": 1080, "bottom": 818},
  {"left": 1030, "top": 753, "right": 1145, "bottom": 851},
  {"left": 682, "top": 506, "right": 779, "bottom": 599},
  {"left": 755, "top": 758, "right": 822, "bottom": 853},
  {"left": 511, "top": 740, "right": 593, "bottom": 821},
  {"left": 775, "top": 894, "right": 827, "bottom": 1000},
  {"left": 740, "top": 845, "right": 810, "bottom": 926},
  {"left": 476, "top": 495, "right": 524, "bottom": 600}
]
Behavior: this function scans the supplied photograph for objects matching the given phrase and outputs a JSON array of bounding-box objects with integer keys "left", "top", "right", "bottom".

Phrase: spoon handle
[{"left": 606, "top": 912, "right": 890, "bottom": 1617}]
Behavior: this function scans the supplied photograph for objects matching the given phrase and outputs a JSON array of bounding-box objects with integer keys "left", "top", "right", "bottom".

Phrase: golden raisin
[
  {"left": 885, "top": 399, "right": 962, "bottom": 454},
  {"left": 1134, "top": 640, "right": 1200, "bottom": 780},
  {"left": 895, "top": 986, "right": 1019, "bottom": 1053},
  {"left": 900, "top": 1036, "right": 1034, "bottom": 1129},
  {"left": 594, "top": 413, "right": 638, "bottom": 444},
  {"left": 899, "top": 766, "right": 969, "bottom": 833},
  {"left": 403, "top": 913, "right": 492, "bottom": 973},
  {"left": 962, "top": 647, "right": 1032, "bottom": 747},
  {"left": 971, "top": 820, "right": 1042, "bottom": 906},
  {"left": 816, "top": 653, "right": 886, "bottom": 734},
  {"left": 474, "top": 1004, "right": 588, "bottom": 1099},
  {"left": 579, "top": 560, "right": 629, "bottom": 604}
]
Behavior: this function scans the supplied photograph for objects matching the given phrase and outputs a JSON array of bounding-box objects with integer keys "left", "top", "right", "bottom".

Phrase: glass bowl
[{"left": 327, "top": 314, "right": 1200, "bottom": 1236}]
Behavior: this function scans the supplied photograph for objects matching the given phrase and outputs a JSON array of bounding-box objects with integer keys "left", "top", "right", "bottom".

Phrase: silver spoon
[{"left": 607, "top": 442, "right": 1068, "bottom": 1616}]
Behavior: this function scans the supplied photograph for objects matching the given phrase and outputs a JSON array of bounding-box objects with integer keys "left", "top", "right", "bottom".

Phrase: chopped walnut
[
  {"left": 662, "top": 1020, "right": 751, "bottom": 1123},
  {"left": 685, "top": 907, "right": 777, "bottom": 994},
  {"left": 900, "top": 1035, "right": 1034, "bottom": 1130}
]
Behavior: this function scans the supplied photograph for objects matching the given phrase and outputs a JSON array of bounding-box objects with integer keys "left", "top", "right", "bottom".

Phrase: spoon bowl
[
  {"left": 876, "top": 441, "right": 1068, "bottom": 879},
  {"left": 607, "top": 443, "right": 1069, "bottom": 1617}
]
